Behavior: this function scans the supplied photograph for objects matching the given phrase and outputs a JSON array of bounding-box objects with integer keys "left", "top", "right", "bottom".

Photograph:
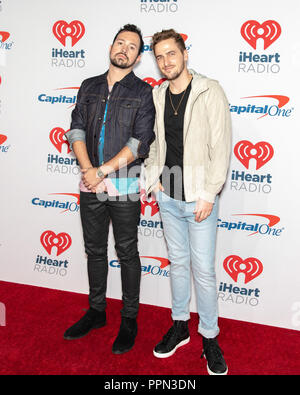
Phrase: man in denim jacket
[{"left": 64, "top": 24, "right": 155, "bottom": 354}]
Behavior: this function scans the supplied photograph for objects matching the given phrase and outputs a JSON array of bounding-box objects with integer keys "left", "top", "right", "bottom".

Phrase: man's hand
[
  {"left": 193, "top": 199, "right": 213, "bottom": 223},
  {"left": 81, "top": 167, "right": 104, "bottom": 190},
  {"left": 90, "top": 181, "right": 107, "bottom": 194},
  {"left": 153, "top": 182, "right": 165, "bottom": 193}
]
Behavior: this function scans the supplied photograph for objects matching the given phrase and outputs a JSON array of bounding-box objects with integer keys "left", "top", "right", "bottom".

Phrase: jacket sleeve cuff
[
  {"left": 199, "top": 190, "right": 216, "bottom": 204},
  {"left": 125, "top": 137, "right": 140, "bottom": 159},
  {"left": 65, "top": 129, "right": 86, "bottom": 150}
]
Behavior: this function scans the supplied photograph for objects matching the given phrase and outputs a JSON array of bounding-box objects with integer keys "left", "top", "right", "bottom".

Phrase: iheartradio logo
[
  {"left": 223, "top": 255, "right": 263, "bottom": 284},
  {"left": 241, "top": 20, "right": 281, "bottom": 50},
  {"left": 140, "top": 191, "right": 159, "bottom": 217},
  {"left": 234, "top": 140, "right": 274, "bottom": 170},
  {"left": 50, "top": 127, "right": 71, "bottom": 154},
  {"left": 52, "top": 20, "right": 85, "bottom": 47},
  {"left": 40, "top": 231, "right": 72, "bottom": 256}
]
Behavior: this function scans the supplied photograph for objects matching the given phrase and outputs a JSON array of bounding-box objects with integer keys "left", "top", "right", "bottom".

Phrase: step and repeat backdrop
[{"left": 1, "top": 0, "right": 300, "bottom": 331}]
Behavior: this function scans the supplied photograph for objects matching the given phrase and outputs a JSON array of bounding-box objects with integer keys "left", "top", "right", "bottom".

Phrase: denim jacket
[{"left": 66, "top": 71, "right": 155, "bottom": 177}]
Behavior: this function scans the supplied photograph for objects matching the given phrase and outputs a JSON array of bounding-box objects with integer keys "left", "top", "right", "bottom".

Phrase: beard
[
  {"left": 163, "top": 61, "right": 185, "bottom": 81},
  {"left": 110, "top": 52, "right": 138, "bottom": 69}
]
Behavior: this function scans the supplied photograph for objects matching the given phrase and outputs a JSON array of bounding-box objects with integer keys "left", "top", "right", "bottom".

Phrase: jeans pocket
[{"left": 154, "top": 189, "right": 163, "bottom": 202}]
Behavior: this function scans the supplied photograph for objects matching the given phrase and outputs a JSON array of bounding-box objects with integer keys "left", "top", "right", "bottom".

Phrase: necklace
[{"left": 168, "top": 86, "right": 188, "bottom": 116}]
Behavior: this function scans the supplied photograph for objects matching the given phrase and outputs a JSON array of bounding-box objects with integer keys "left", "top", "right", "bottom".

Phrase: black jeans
[{"left": 80, "top": 191, "right": 141, "bottom": 319}]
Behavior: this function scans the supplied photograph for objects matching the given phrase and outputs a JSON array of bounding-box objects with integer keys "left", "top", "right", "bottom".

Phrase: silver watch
[{"left": 96, "top": 167, "right": 105, "bottom": 179}]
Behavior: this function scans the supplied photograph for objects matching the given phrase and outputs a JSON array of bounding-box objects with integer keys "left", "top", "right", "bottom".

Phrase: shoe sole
[
  {"left": 63, "top": 322, "right": 106, "bottom": 341},
  {"left": 112, "top": 344, "right": 135, "bottom": 355},
  {"left": 202, "top": 353, "right": 228, "bottom": 375},
  {"left": 207, "top": 365, "right": 228, "bottom": 375},
  {"left": 112, "top": 330, "right": 138, "bottom": 355},
  {"left": 153, "top": 336, "right": 190, "bottom": 359}
]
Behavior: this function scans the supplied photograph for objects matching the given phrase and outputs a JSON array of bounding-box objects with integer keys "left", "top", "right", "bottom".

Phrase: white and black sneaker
[
  {"left": 201, "top": 337, "right": 228, "bottom": 375},
  {"left": 153, "top": 320, "right": 190, "bottom": 358}
]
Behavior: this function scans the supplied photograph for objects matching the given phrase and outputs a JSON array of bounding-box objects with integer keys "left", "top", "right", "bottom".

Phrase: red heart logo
[
  {"left": 223, "top": 255, "right": 263, "bottom": 284},
  {"left": 0, "top": 135, "right": 7, "bottom": 145},
  {"left": 241, "top": 20, "right": 281, "bottom": 50},
  {"left": 49, "top": 127, "right": 71, "bottom": 154},
  {"left": 143, "top": 77, "right": 166, "bottom": 88},
  {"left": 40, "top": 231, "right": 72, "bottom": 256},
  {"left": 234, "top": 140, "right": 274, "bottom": 170},
  {"left": 52, "top": 20, "right": 85, "bottom": 47}
]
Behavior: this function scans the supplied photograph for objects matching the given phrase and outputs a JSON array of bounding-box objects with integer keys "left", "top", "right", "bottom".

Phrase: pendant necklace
[{"left": 168, "top": 86, "right": 188, "bottom": 116}]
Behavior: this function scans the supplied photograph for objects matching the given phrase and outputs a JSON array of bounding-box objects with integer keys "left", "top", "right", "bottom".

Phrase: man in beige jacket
[{"left": 144, "top": 29, "right": 231, "bottom": 375}]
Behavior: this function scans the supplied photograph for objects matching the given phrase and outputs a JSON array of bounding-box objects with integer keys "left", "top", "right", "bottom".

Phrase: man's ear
[
  {"left": 135, "top": 55, "right": 141, "bottom": 65},
  {"left": 183, "top": 49, "right": 188, "bottom": 63}
]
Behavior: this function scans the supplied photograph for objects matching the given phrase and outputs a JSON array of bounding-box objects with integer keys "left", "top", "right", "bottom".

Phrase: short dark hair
[
  {"left": 113, "top": 24, "right": 144, "bottom": 55},
  {"left": 152, "top": 29, "right": 186, "bottom": 54}
]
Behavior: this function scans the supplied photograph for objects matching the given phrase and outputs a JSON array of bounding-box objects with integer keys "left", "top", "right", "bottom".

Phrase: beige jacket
[{"left": 144, "top": 69, "right": 232, "bottom": 203}]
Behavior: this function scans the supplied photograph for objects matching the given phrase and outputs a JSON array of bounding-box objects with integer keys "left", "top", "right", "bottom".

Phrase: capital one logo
[
  {"left": 234, "top": 140, "right": 274, "bottom": 170},
  {"left": 40, "top": 231, "right": 72, "bottom": 256},
  {"left": 141, "top": 256, "right": 169, "bottom": 276},
  {"left": 241, "top": 20, "right": 281, "bottom": 49},
  {"left": 50, "top": 127, "right": 71, "bottom": 153},
  {"left": 0, "top": 30, "right": 13, "bottom": 51},
  {"left": 0, "top": 134, "right": 7, "bottom": 145},
  {"left": 0, "top": 134, "right": 10, "bottom": 153},
  {"left": 223, "top": 255, "right": 263, "bottom": 284},
  {"left": 52, "top": 20, "right": 85, "bottom": 47},
  {"left": 143, "top": 33, "right": 189, "bottom": 53},
  {"left": 110, "top": 255, "right": 169, "bottom": 277},
  {"left": 230, "top": 95, "right": 292, "bottom": 119},
  {"left": 0, "top": 31, "right": 10, "bottom": 42}
]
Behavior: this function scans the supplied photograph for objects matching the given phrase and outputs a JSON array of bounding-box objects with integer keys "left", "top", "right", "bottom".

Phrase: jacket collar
[
  {"left": 96, "top": 70, "right": 136, "bottom": 88},
  {"left": 154, "top": 69, "right": 209, "bottom": 102}
]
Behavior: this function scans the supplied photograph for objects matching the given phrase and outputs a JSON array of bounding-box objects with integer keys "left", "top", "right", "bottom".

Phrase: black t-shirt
[{"left": 160, "top": 80, "right": 192, "bottom": 201}]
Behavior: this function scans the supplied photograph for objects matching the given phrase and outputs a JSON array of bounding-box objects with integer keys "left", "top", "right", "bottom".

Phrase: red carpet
[{"left": 0, "top": 280, "right": 299, "bottom": 375}]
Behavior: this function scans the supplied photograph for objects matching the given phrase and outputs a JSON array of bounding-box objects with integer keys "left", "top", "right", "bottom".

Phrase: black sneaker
[
  {"left": 63, "top": 308, "right": 106, "bottom": 340},
  {"left": 112, "top": 317, "right": 138, "bottom": 354},
  {"left": 201, "top": 337, "right": 228, "bottom": 375},
  {"left": 153, "top": 320, "right": 190, "bottom": 358}
]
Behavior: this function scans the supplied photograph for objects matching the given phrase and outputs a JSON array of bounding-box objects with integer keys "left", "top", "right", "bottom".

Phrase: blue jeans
[{"left": 156, "top": 191, "right": 219, "bottom": 339}]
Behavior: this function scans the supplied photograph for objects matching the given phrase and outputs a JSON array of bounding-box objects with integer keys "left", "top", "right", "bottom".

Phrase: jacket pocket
[
  {"left": 81, "top": 94, "right": 100, "bottom": 115},
  {"left": 117, "top": 99, "right": 141, "bottom": 127},
  {"left": 81, "top": 94, "right": 99, "bottom": 105}
]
